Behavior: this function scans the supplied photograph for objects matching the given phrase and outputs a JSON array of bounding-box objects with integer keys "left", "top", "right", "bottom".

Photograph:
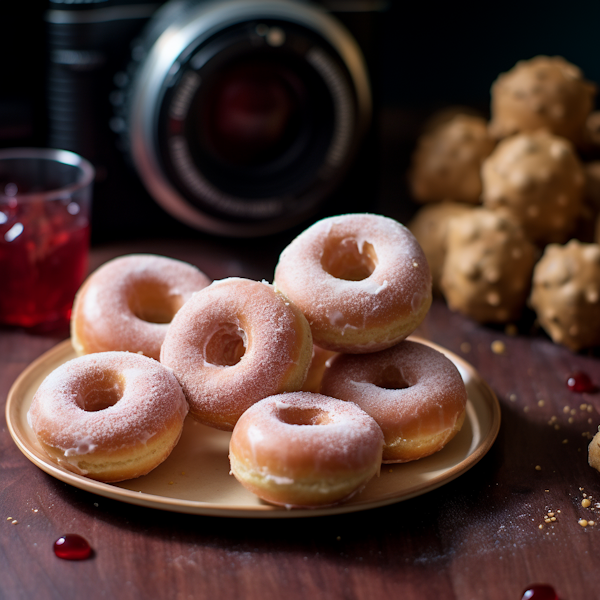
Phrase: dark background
[
  {"left": 381, "top": 3, "right": 600, "bottom": 111},
  {"left": 2, "top": 1, "right": 600, "bottom": 240}
]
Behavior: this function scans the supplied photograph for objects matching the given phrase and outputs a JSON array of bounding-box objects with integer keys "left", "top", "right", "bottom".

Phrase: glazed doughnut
[
  {"left": 71, "top": 254, "right": 211, "bottom": 361},
  {"left": 320, "top": 340, "right": 467, "bottom": 463},
  {"left": 27, "top": 352, "right": 188, "bottom": 482},
  {"left": 274, "top": 214, "right": 432, "bottom": 353},
  {"left": 229, "top": 392, "right": 384, "bottom": 508},
  {"left": 160, "top": 278, "right": 313, "bottom": 430}
]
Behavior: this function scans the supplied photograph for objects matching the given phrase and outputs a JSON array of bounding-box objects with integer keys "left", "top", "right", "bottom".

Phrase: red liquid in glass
[
  {"left": 0, "top": 199, "right": 89, "bottom": 328},
  {"left": 53, "top": 534, "right": 93, "bottom": 560},
  {"left": 567, "top": 372, "right": 596, "bottom": 393}
]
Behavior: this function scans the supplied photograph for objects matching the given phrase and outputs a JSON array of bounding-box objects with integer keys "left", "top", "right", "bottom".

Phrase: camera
[{"left": 46, "top": 0, "right": 382, "bottom": 240}]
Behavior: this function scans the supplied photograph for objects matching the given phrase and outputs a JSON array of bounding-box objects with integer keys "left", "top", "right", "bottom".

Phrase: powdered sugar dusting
[
  {"left": 274, "top": 214, "right": 432, "bottom": 346},
  {"left": 28, "top": 352, "right": 188, "bottom": 454},
  {"left": 321, "top": 341, "right": 467, "bottom": 447},
  {"left": 72, "top": 254, "right": 211, "bottom": 360},
  {"left": 64, "top": 437, "right": 97, "bottom": 456},
  {"left": 411, "top": 291, "right": 427, "bottom": 312},
  {"left": 230, "top": 392, "right": 384, "bottom": 477},
  {"left": 160, "top": 278, "right": 312, "bottom": 429}
]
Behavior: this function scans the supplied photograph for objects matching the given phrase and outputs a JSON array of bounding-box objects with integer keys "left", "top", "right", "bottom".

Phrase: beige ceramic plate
[{"left": 6, "top": 337, "right": 500, "bottom": 518}]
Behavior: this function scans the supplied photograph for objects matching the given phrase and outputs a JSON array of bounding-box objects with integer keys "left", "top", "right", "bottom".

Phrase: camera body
[{"left": 46, "top": 0, "right": 382, "bottom": 241}]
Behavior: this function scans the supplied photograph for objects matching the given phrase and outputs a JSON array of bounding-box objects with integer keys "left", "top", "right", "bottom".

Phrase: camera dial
[{"left": 123, "top": 0, "right": 371, "bottom": 236}]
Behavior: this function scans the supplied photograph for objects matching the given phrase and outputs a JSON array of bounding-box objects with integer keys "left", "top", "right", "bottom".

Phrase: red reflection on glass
[{"left": 0, "top": 201, "right": 89, "bottom": 328}]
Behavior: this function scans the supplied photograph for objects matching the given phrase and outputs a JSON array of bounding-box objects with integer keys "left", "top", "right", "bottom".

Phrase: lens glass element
[
  {"left": 156, "top": 19, "right": 358, "bottom": 224},
  {"left": 202, "top": 60, "right": 304, "bottom": 167}
]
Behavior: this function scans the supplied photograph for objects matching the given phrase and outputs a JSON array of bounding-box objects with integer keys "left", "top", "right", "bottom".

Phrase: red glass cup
[{"left": 0, "top": 148, "right": 94, "bottom": 329}]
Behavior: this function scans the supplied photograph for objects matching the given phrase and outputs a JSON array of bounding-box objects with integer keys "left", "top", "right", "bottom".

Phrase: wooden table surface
[{"left": 2, "top": 238, "right": 600, "bottom": 600}]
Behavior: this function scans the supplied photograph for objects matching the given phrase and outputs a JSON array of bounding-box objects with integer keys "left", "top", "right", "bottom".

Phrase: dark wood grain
[{"left": 2, "top": 240, "right": 600, "bottom": 600}]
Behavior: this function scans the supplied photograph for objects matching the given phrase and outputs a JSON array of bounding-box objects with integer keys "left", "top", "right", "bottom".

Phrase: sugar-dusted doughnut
[
  {"left": 408, "top": 114, "right": 496, "bottom": 204},
  {"left": 160, "top": 278, "right": 313, "bottom": 430},
  {"left": 481, "top": 131, "right": 585, "bottom": 245},
  {"left": 71, "top": 254, "right": 211, "bottom": 361},
  {"left": 27, "top": 352, "right": 188, "bottom": 482},
  {"left": 274, "top": 214, "right": 432, "bottom": 353},
  {"left": 530, "top": 240, "right": 600, "bottom": 351},
  {"left": 489, "top": 56, "right": 596, "bottom": 144},
  {"left": 440, "top": 208, "right": 538, "bottom": 323},
  {"left": 229, "top": 392, "right": 384, "bottom": 508},
  {"left": 320, "top": 340, "right": 467, "bottom": 463}
]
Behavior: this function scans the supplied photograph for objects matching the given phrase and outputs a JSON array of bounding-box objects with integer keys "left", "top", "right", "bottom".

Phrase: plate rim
[{"left": 6, "top": 337, "right": 501, "bottom": 518}]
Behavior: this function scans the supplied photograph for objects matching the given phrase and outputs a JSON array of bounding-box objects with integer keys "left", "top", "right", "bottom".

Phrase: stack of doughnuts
[
  {"left": 29, "top": 254, "right": 210, "bottom": 482},
  {"left": 268, "top": 214, "right": 467, "bottom": 469},
  {"left": 29, "top": 214, "right": 469, "bottom": 509},
  {"left": 408, "top": 55, "right": 600, "bottom": 352}
]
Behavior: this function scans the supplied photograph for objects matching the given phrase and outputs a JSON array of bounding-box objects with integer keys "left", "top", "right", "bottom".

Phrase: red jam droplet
[
  {"left": 521, "top": 584, "right": 558, "bottom": 600},
  {"left": 53, "top": 534, "right": 93, "bottom": 560},
  {"left": 566, "top": 371, "right": 596, "bottom": 393}
]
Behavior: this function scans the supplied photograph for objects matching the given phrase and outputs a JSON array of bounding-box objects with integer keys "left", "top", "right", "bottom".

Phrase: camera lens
[
  {"left": 203, "top": 60, "right": 301, "bottom": 166},
  {"left": 126, "top": 0, "right": 371, "bottom": 236}
]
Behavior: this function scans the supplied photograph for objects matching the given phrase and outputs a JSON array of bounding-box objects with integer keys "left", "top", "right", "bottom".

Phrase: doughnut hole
[
  {"left": 276, "top": 405, "right": 332, "bottom": 426},
  {"left": 204, "top": 323, "right": 247, "bottom": 366},
  {"left": 77, "top": 372, "right": 125, "bottom": 412},
  {"left": 321, "top": 236, "right": 378, "bottom": 281},
  {"left": 128, "top": 281, "right": 184, "bottom": 324},
  {"left": 374, "top": 365, "right": 410, "bottom": 390}
]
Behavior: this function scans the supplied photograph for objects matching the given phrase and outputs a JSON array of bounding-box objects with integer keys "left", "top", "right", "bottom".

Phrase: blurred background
[{"left": 2, "top": 1, "right": 600, "bottom": 242}]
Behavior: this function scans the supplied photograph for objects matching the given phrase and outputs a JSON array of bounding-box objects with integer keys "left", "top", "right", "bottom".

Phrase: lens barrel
[{"left": 126, "top": 0, "right": 371, "bottom": 236}]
